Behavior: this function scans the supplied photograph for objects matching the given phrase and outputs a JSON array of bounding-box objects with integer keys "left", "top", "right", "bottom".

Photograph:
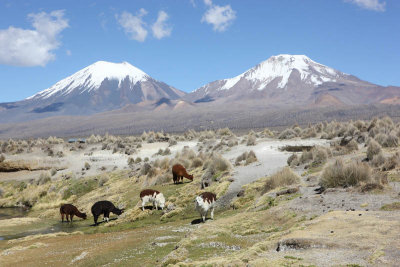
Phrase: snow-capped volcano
[
  {"left": 219, "top": 54, "right": 342, "bottom": 91},
  {"left": 28, "top": 61, "right": 164, "bottom": 100},
  {"left": 0, "top": 61, "right": 186, "bottom": 122},
  {"left": 185, "top": 54, "right": 395, "bottom": 106}
]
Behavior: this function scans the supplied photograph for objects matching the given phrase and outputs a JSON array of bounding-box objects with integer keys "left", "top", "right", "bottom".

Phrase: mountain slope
[
  {"left": 0, "top": 61, "right": 185, "bottom": 123},
  {"left": 185, "top": 54, "right": 398, "bottom": 106}
]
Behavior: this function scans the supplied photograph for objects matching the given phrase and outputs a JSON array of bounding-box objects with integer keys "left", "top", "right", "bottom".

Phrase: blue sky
[{"left": 0, "top": 0, "right": 399, "bottom": 102}]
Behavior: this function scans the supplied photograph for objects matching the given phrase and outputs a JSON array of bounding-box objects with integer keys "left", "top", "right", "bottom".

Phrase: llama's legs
[
  {"left": 173, "top": 173, "right": 177, "bottom": 184},
  {"left": 142, "top": 200, "right": 145, "bottom": 211},
  {"left": 70, "top": 214, "right": 74, "bottom": 222},
  {"left": 61, "top": 213, "right": 64, "bottom": 222},
  {"left": 94, "top": 215, "right": 99, "bottom": 225},
  {"left": 210, "top": 208, "right": 214, "bottom": 220},
  {"left": 66, "top": 214, "right": 70, "bottom": 222},
  {"left": 104, "top": 211, "right": 110, "bottom": 222}
]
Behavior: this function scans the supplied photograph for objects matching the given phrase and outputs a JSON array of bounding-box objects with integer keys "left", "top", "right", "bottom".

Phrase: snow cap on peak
[
  {"left": 27, "top": 61, "right": 149, "bottom": 100},
  {"left": 219, "top": 54, "right": 340, "bottom": 91}
]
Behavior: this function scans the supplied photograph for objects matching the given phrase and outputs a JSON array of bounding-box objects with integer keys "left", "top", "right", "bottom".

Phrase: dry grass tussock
[
  {"left": 367, "top": 139, "right": 382, "bottom": 160},
  {"left": 319, "top": 159, "right": 385, "bottom": 188},
  {"left": 262, "top": 167, "right": 300, "bottom": 194},
  {"left": 235, "top": 151, "right": 257, "bottom": 166},
  {"left": 289, "top": 146, "right": 331, "bottom": 167}
]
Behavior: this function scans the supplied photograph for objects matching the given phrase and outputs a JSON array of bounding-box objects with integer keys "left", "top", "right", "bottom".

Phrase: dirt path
[{"left": 217, "top": 138, "right": 328, "bottom": 207}]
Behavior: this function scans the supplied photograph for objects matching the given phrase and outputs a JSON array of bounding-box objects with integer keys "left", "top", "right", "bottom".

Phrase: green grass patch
[
  {"left": 380, "top": 202, "right": 400, "bottom": 211},
  {"left": 62, "top": 178, "right": 98, "bottom": 200}
]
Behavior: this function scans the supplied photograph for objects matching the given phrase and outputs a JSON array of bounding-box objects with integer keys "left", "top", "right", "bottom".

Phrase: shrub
[
  {"left": 217, "top": 127, "right": 233, "bottom": 136},
  {"left": 235, "top": 152, "right": 248, "bottom": 165},
  {"left": 168, "top": 138, "right": 177, "bottom": 147},
  {"left": 301, "top": 128, "right": 317, "bottom": 138},
  {"left": 246, "top": 151, "right": 258, "bottom": 165},
  {"left": 0, "top": 154, "right": 5, "bottom": 163},
  {"left": 163, "top": 148, "right": 171, "bottom": 155},
  {"left": 382, "top": 153, "right": 400, "bottom": 171},
  {"left": 202, "top": 153, "right": 231, "bottom": 183},
  {"left": 367, "top": 139, "right": 382, "bottom": 160},
  {"left": 287, "top": 154, "right": 299, "bottom": 167},
  {"left": 140, "top": 163, "right": 156, "bottom": 177},
  {"left": 278, "top": 129, "right": 297, "bottom": 139},
  {"left": 37, "top": 172, "right": 51, "bottom": 185},
  {"left": 209, "top": 153, "right": 231, "bottom": 173},
  {"left": 319, "top": 159, "right": 371, "bottom": 188},
  {"left": 227, "top": 137, "right": 238, "bottom": 147},
  {"left": 140, "top": 163, "right": 152, "bottom": 176},
  {"left": 263, "top": 167, "right": 300, "bottom": 193},
  {"left": 384, "top": 133, "right": 399, "bottom": 147},
  {"left": 371, "top": 152, "right": 385, "bottom": 167},
  {"left": 135, "top": 157, "right": 142, "bottom": 163},
  {"left": 246, "top": 135, "right": 256, "bottom": 146},
  {"left": 127, "top": 157, "right": 135, "bottom": 166},
  {"left": 191, "top": 157, "right": 203, "bottom": 168},
  {"left": 144, "top": 157, "right": 149, "bottom": 162},
  {"left": 261, "top": 128, "right": 274, "bottom": 137},
  {"left": 346, "top": 139, "right": 359, "bottom": 151},
  {"left": 311, "top": 146, "right": 329, "bottom": 165},
  {"left": 98, "top": 176, "right": 109, "bottom": 187},
  {"left": 299, "top": 150, "right": 313, "bottom": 164},
  {"left": 235, "top": 151, "right": 257, "bottom": 166},
  {"left": 154, "top": 157, "right": 170, "bottom": 170}
]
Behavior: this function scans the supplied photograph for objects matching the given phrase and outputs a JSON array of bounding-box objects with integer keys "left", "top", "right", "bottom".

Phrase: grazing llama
[
  {"left": 172, "top": 164, "right": 194, "bottom": 184},
  {"left": 195, "top": 192, "right": 216, "bottom": 222},
  {"left": 60, "top": 204, "right": 87, "bottom": 222},
  {"left": 140, "top": 189, "right": 165, "bottom": 211},
  {"left": 91, "top": 200, "right": 124, "bottom": 225}
]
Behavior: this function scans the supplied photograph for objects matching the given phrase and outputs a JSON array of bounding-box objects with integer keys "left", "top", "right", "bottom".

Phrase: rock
[
  {"left": 276, "top": 238, "right": 324, "bottom": 252},
  {"left": 276, "top": 187, "right": 299, "bottom": 196},
  {"left": 237, "top": 189, "right": 245, "bottom": 197}
]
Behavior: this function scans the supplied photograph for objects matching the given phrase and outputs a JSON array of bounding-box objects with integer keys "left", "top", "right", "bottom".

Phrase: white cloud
[
  {"left": 345, "top": 0, "right": 386, "bottom": 11},
  {"left": 0, "top": 10, "right": 68, "bottom": 67},
  {"left": 116, "top": 9, "right": 148, "bottom": 42},
  {"left": 204, "top": 0, "right": 213, "bottom": 6},
  {"left": 152, "top": 11, "right": 172, "bottom": 39},
  {"left": 201, "top": 2, "right": 236, "bottom": 32}
]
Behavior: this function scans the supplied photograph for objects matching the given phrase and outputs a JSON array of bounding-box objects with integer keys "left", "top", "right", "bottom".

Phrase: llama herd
[{"left": 59, "top": 164, "right": 217, "bottom": 225}]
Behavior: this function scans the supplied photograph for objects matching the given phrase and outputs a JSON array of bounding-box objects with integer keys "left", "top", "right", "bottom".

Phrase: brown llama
[
  {"left": 172, "top": 164, "right": 193, "bottom": 184},
  {"left": 60, "top": 204, "right": 87, "bottom": 222}
]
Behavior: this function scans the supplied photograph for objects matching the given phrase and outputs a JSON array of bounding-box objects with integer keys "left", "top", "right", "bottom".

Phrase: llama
[
  {"left": 195, "top": 192, "right": 216, "bottom": 222},
  {"left": 172, "top": 164, "right": 193, "bottom": 184},
  {"left": 60, "top": 204, "right": 87, "bottom": 222},
  {"left": 140, "top": 189, "right": 165, "bottom": 211},
  {"left": 91, "top": 200, "right": 124, "bottom": 225}
]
